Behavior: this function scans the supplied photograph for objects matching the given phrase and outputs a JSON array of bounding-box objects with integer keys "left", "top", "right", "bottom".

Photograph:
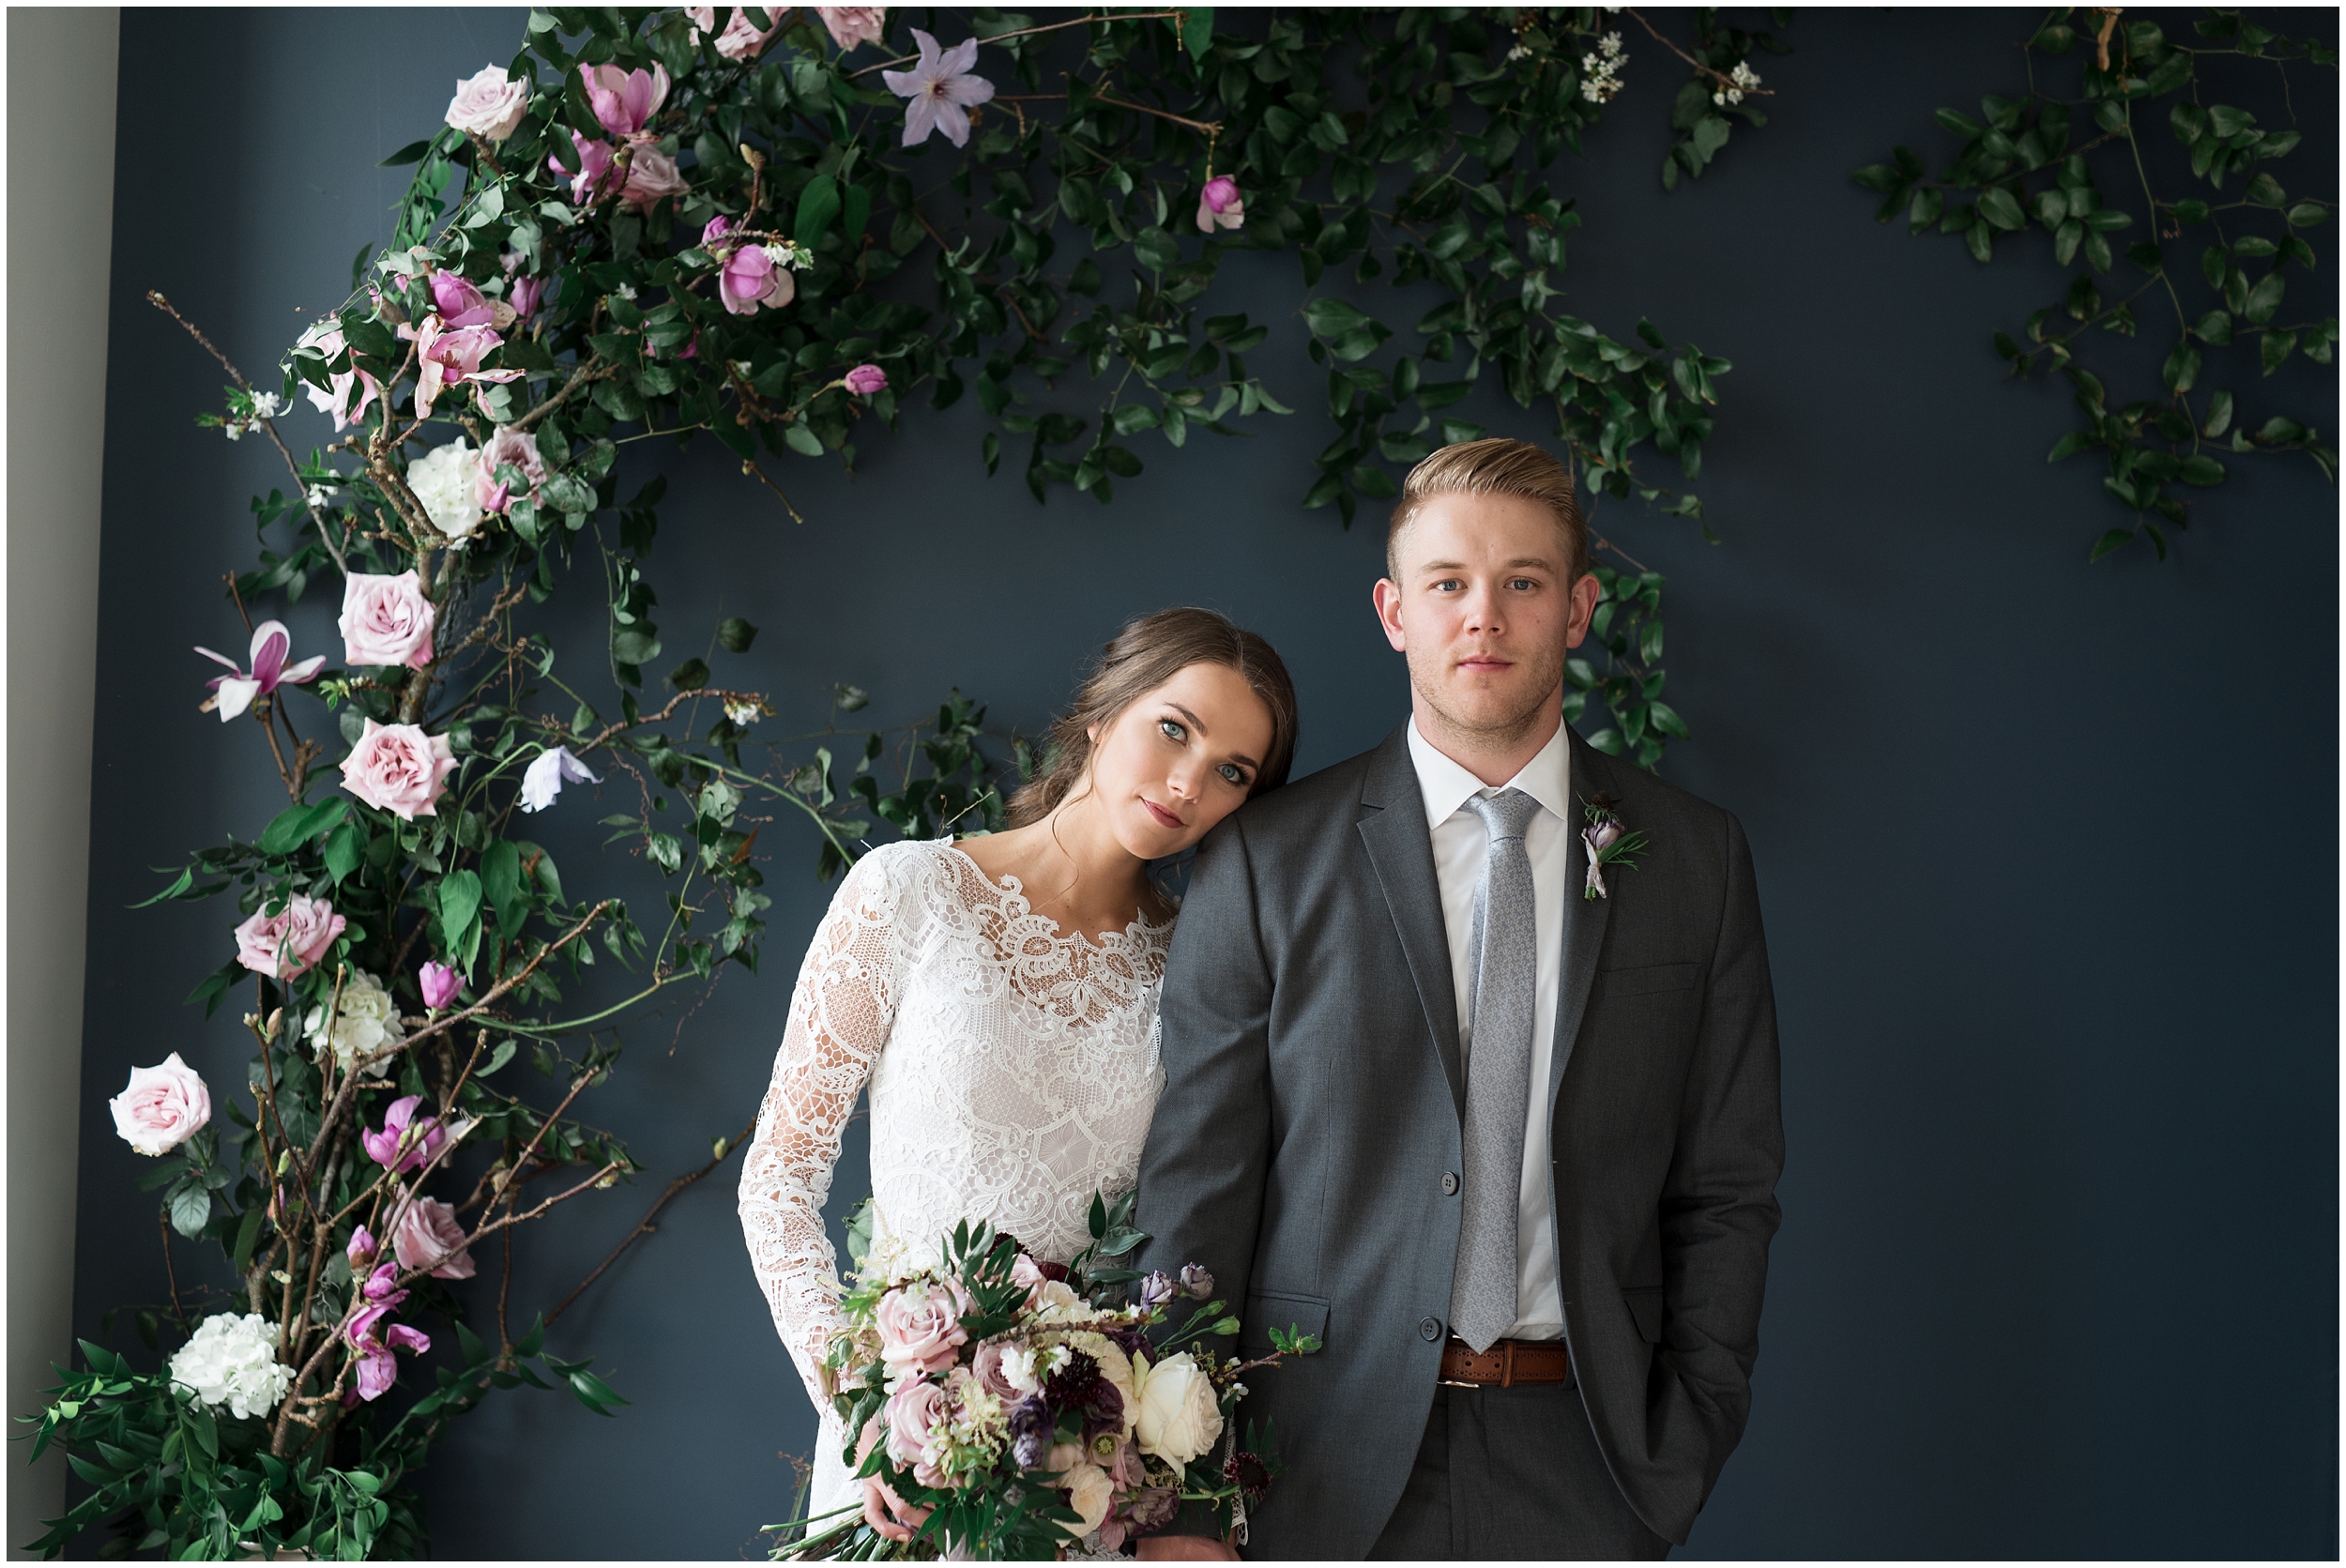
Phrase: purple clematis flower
[
  {"left": 195, "top": 620, "right": 326, "bottom": 723},
  {"left": 881, "top": 29, "right": 995, "bottom": 148}
]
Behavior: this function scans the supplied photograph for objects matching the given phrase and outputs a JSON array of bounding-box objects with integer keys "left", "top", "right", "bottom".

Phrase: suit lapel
[
  {"left": 1547, "top": 730, "right": 1615, "bottom": 1116},
  {"left": 1355, "top": 727, "right": 1466, "bottom": 1118}
]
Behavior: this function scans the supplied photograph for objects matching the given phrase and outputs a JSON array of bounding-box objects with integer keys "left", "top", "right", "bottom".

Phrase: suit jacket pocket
[
  {"left": 1595, "top": 961, "right": 1700, "bottom": 999},
  {"left": 1241, "top": 1290, "right": 1330, "bottom": 1354},
  {"left": 1622, "top": 1286, "right": 1665, "bottom": 1345}
]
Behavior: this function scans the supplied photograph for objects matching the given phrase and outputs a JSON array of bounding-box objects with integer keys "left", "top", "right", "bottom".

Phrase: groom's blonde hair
[{"left": 1386, "top": 437, "right": 1587, "bottom": 583}]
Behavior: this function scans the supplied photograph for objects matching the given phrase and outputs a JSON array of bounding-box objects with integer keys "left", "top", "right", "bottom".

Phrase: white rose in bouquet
[
  {"left": 406, "top": 437, "right": 485, "bottom": 541},
  {"left": 1062, "top": 1460, "right": 1116, "bottom": 1538},
  {"left": 167, "top": 1313, "right": 294, "bottom": 1421},
  {"left": 304, "top": 968, "right": 400, "bottom": 1075},
  {"left": 1133, "top": 1349, "right": 1225, "bottom": 1467}
]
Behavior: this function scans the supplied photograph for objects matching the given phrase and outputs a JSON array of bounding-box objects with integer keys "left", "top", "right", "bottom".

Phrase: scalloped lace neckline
[{"left": 939, "top": 841, "right": 1174, "bottom": 953}]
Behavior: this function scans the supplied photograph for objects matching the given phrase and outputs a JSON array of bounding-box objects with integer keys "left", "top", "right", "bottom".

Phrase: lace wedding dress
[{"left": 739, "top": 839, "right": 1173, "bottom": 1531}]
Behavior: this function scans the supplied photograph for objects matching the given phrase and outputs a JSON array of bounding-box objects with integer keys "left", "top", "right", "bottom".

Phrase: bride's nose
[{"left": 1165, "top": 759, "right": 1206, "bottom": 803}]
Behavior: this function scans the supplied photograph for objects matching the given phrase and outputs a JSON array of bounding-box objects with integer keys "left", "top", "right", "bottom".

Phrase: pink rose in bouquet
[
  {"left": 233, "top": 893, "right": 346, "bottom": 980},
  {"left": 474, "top": 423, "right": 545, "bottom": 513},
  {"left": 689, "top": 7, "right": 785, "bottom": 60},
  {"left": 339, "top": 570, "right": 436, "bottom": 668},
  {"left": 108, "top": 1052, "right": 211, "bottom": 1156},
  {"left": 876, "top": 1278, "right": 969, "bottom": 1382},
  {"left": 820, "top": 7, "right": 887, "bottom": 52},
  {"left": 392, "top": 1195, "right": 476, "bottom": 1279},
  {"left": 445, "top": 65, "right": 529, "bottom": 141},
  {"left": 340, "top": 719, "right": 457, "bottom": 821},
  {"left": 883, "top": 1377, "right": 948, "bottom": 1474},
  {"left": 619, "top": 146, "right": 690, "bottom": 211}
]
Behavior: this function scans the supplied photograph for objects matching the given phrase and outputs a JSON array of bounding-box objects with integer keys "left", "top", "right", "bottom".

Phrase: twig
[
  {"left": 739, "top": 459, "right": 809, "bottom": 524},
  {"left": 994, "top": 88, "right": 1223, "bottom": 136},
  {"left": 544, "top": 1117, "right": 757, "bottom": 1326},
  {"left": 847, "top": 10, "right": 1190, "bottom": 78},
  {"left": 1620, "top": 9, "right": 1777, "bottom": 96},
  {"left": 159, "top": 1211, "right": 188, "bottom": 1332},
  {"left": 511, "top": 353, "right": 608, "bottom": 433}
]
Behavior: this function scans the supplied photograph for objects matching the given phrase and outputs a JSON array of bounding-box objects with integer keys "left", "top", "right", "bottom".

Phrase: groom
[{"left": 1133, "top": 438, "right": 1782, "bottom": 1560}]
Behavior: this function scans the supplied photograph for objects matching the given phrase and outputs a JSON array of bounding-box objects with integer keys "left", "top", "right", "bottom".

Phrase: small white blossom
[
  {"left": 305, "top": 483, "right": 337, "bottom": 510},
  {"left": 724, "top": 699, "right": 760, "bottom": 726},
  {"left": 1506, "top": 42, "right": 1532, "bottom": 62},
  {"left": 304, "top": 967, "right": 401, "bottom": 1076},
  {"left": 1714, "top": 58, "right": 1760, "bottom": 107},
  {"left": 251, "top": 391, "right": 288, "bottom": 419},
  {"left": 764, "top": 240, "right": 813, "bottom": 270},
  {"left": 613, "top": 282, "right": 639, "bottom": 301},
  {"left": 168, "top": 1314, "right": 295, "bottom": 1422}
]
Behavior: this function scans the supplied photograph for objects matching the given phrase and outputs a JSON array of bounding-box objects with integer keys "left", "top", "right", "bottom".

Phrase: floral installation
[
  {"left": 773, "top": 1194, "right": 1316, "bottom": 1560},
  {"left": 1579, "top": 792, "right": 1651, "bottom": 901},
  {"left": 32, "top": 4, "right": 1786, "bottom": 1555}
]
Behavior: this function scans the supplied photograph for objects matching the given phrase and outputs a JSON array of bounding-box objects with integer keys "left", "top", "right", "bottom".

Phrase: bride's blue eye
[
  {"left": 1217, "top": 762, "right": 1247, "bottom": 785},
  {"left": 1159, "top": 718, "right": 1187, "bottom": 743}
]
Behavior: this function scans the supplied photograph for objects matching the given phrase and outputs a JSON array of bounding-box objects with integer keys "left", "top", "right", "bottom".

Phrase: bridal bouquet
[{"left": 776, "top": 1195, "right": 1317, "bottom": 1560}]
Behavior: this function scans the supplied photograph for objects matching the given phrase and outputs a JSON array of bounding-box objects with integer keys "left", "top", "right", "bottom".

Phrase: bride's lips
[{"left": 1142, "top": 798, "right": 1183, "bottom": 830}]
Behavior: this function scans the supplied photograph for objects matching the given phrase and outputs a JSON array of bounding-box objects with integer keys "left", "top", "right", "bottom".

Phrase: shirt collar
[{"left": 1406, "top": 717, "right": 1574, "bottom": 830}]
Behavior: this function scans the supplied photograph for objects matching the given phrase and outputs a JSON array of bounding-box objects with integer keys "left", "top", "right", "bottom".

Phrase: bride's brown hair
[{"left": 1002, "top": 607, "right": 1300, "bottom": 830}]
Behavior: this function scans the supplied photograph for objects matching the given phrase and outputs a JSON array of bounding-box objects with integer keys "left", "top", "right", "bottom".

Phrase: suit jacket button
[
  {"left": 1418, "top": 1317, "right": 1442, "bottom": 1342},
  {"left": 1440, "top": 1171, "right": 1459, "bottom": 1196}
]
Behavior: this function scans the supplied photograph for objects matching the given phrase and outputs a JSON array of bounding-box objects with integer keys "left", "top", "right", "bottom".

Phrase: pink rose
[
  {"left": 883, "top": 1378, "right": 947, "bottom": 1469},
  {"left": 338, "top": 571, "right": 436, "bottom": 668},
  {"left": 362, "top": 1095, "right": 449, "bottom": 1175},
  {"left": 233, "top": 893, "right": 347, "bottom": 981},
  {"left": 108, "top": 1052, "right": 211, "bottom": 1156},
  {"left": 445, "top": 65, "right": 530, "bottom": 142},
  {"left": 718, "top": 242, "right": 794, "bottom": 314},
  {"left": 293, "top": 321, "right": 382, "bottom": 431},
  {"left": 714, "top": 8, "right": 785, "bottom": 59},
  {"left": 399, "top": 314, "right": 522, "bottom": 419},
  {"left": 876, "top": 1279, "right": 969, "bottom": 1382},
  {"left": 580, "top": 61, "right": 670, "bottom": 138},
  {"left": 1196, "top": 175, "right": 1244, "bottom": 235},
  {"left": 844, "top": 363, "right": 888, "bottom": 396},
  {"left": 820, "top": 7, "right": 887, "bottom": 51},
  {"left": 474, "top": 424, "right": 545, "bottom": 514},
  {"left": 971, "top": 1339, "right": 1020, "bottom": 1401},
  {"left": 392, "top": 1195, "right": 476, "bottom": 1279},
  {"left": 619, "top": 146, "right": 690, "bottom": 211},
  {"left": 340, "top": 719, "right": 457, "bottom": 821}
]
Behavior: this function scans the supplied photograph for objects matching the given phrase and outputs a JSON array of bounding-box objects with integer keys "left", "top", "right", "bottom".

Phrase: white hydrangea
[
  {"left": 305, "top": 967, "right": 401, "bottom": 1076},
  {"left": 406, "top": 438, "right": 484, "bottom": 542},
  {"left": 167, "top": 1314, "right": 294, "bottom": 1422}
]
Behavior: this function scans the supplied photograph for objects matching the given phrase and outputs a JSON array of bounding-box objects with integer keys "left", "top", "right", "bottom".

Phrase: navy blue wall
[{"left": 71, "top": 8, "right": 2335, "bottom": 1559}]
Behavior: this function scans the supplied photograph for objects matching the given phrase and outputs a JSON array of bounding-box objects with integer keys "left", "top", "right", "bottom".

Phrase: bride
[{"left": 738, "top": 606, "right": 1299, "bottom": 1544}]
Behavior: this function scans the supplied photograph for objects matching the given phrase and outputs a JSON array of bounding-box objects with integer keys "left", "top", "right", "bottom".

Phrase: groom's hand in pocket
[{"left": 1136, "top": 1536, "right": 1239, "bottom": 1561}]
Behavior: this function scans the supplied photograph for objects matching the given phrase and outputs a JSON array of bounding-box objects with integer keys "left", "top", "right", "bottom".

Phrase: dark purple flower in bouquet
[
  {"left": 1101, "top": 1324, "right": 1153, "bottom": 1362},
  {"left": 1178, "top": 1263, "right": 1214, "bottom": 1300},
  {"left": 1125, "top": 1485, "right": 1180, "bottom": 1533},
  {"left": 1223, "top": 1448, "right": 1272, "bottom": 1503},
  {"left": 1138, "top": 1271, "right": 1179, "bottom": 1310},
  {"left": 1007, "top": 1393, "right": 1053, "bottom": 1469}
]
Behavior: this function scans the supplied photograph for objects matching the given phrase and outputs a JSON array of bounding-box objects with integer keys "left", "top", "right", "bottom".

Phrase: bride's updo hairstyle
[{"left": 1003, "top": 607, "right": 1299, "bottom": 829}]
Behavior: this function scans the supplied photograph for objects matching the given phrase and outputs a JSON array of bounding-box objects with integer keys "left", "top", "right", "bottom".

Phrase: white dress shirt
[{"left": 1408, "top": 718, "right": 1570, "bottom": 1340}]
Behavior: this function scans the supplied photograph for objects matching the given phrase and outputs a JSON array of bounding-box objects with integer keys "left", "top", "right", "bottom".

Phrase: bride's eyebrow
[{"left": 1165, "top": 702, "right": 1258, "bottom": 769}]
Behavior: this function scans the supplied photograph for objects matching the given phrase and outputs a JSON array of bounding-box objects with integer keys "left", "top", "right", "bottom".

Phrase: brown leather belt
[{"left": 1439, "top": 1334, "right": 1572, "bottom": 1388}]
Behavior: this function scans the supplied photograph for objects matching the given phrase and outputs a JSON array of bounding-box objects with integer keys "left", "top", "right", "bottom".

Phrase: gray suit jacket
[{"left": 1133, "top": 724, "right": 1783, "bottom": 1556}]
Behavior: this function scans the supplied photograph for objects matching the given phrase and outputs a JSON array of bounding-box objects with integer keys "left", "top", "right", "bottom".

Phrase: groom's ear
[
  {"left": 1373, "top": 577, "right": 1408, "bottom": 651},
  {"left": 1563, "top": 570, "right": 1602, "bottom": 649}
]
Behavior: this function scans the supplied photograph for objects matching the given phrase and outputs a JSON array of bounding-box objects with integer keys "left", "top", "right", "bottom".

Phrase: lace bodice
[{"left": 738, "top": 839, "right": 1172, "bottom": 1441}]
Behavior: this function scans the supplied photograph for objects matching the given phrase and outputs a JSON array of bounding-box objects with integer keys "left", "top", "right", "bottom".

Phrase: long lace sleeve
[{"left": 738, "top": 846, "right": 910, "bottom": 1418}]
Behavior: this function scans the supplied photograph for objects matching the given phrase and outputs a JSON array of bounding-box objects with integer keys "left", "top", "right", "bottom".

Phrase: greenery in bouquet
[{"left": 777, "top": 1195, "right": 1318, "bottom": 1560}]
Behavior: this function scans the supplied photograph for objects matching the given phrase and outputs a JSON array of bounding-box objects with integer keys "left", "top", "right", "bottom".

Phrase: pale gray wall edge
[{"left": 8, "top": 8, "right": 121, "bottom": 1557}]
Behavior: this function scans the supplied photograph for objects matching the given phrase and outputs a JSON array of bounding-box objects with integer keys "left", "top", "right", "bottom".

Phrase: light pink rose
[
  {"left": 445, "top": 65, "right": 530, "bottom": 142},
  {"left": 108, "top": 1052, "right": 211, "bottom": 1156},
  {"left": 619, "top": 146, "right": 690, "bottom": 211},
  {"left": 399, "top": 314, "right": 523, "bottom": 419},
  {"left": 714, "top": 8, "right": 786, "bottom": 59},
  {"left": 294, "top": 321, "right": 382, "bottom": 432},
  {"left": 340, "top": 719, "right": 458, "bottom": 821},
  {"left": 392, "top": 1195, "right": 476, "bottom": 1279},
  {"left": 1196, "top": 175, "right": 1244, "bottom": 234},
  {"left": 844, "top": 363, "right": 888, "bottom": 396},
  {"left": 971, "top": 1339, "right": 1019, "bottom": 1401},
  {"left": 580, "top": 62, "right": 670, "bottom": 138},
  {"left": 876, "top": 1279, "right": 969, "bottom": 1382},
  {"left": 338, "top": 571, "right": 436, "bottom": 668},
  {"left": 820, "top": 7, "right": 887, "bottom": 51},
  {"left": 883, "top": 1378, "right": 947, "bottom": 1469},
  {"left": 474, "top": 424, "right": 545, "bottom": 514},
  {"left": 233, "top": 893, "right": 347, "bottom": 981}
]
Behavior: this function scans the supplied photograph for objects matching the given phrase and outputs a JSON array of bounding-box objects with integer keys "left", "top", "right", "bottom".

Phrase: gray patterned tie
[{"left": 1449, "top": 787, "right": 1541, "bottom": 1354}]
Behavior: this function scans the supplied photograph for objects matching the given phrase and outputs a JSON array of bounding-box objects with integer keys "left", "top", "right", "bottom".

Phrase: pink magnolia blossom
[
  {"left": 580, "top": 61, "right": 669, "bottom": 138},
  {"left": 876, "top": 1278, "right": 969, "bottom": 1382},
  {"left": 233, "top": 893, "right": 347, "bottom": 981},
  {"left": 346, "top": 1283, "right": 430, "bottom": 1403},
  {"left": 553, "top": 132, "right": 617, "bottom": 203},
  {"left": 392, "top": 1195, "right": 477, "bottom": 1279},
  {"left": 689, "top": 7, "right": 786, "bottom": 60},
  {"left": 399, "top": 313, "right": 522, "bottom": 419},
  {"left": 1196, "top": 175, "right": 1245, "bottom": 234},
  {"left": 427, "top": 271, "right": 503, "bottom": 329},
  {"left": 721, "top": 244, "right": 794, "bottom": 314},
  {"left": 195, "top": 619, "right": 325, "bottom": 723},
  {"left": 843, "top": 363, "right": 888, "bottom": 396},
  {"left": 445, "top": 65, "right": 529, "bottom": 141},
  {"left": 338, "top": 571, "right": 436, "bottom": 668},
  {"left": 419, "top": 961, "right": 461, "bottom": 1011},
  {"left": 346, "top": 1226, "right": 378, "bottom": 1270},
  {"left": 362, "top": 1095, "right": 449, "bottom": 1175},
  {"left": 820, "top": 8, "right": 887, "bottom": 51},
  {"left": 882, "top": 29, "right": 994, "bottom": 148},
  {"left": 474, "top": 424, "right": 545, "bottom": 513},
  {"left": 619, "top": 145, "right": 690, "bottom": 210},
  {"left": 293, "top": 321, "right": 382, "bottom": 431},
  {"left": 508, "top": 271, "right": 547, "bottom": 319},
  {"left": 341, "top": 719, "right": 457, "bottom": 821},
  {"left": 108, "top": 1053, "right": 211, "bottom": 1157}
]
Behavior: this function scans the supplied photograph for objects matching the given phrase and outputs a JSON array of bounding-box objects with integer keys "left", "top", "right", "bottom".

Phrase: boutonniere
[{"left": 1579, "top": 793, "right": 1650, "bottom": 901}]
